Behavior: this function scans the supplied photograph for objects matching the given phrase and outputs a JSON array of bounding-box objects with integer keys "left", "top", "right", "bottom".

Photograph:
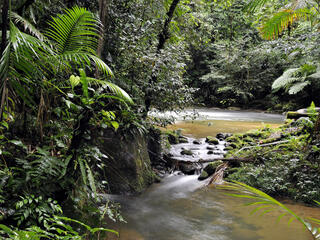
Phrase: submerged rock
[{"left": 207, "top": 146, "right": 215, "bottom": 150}]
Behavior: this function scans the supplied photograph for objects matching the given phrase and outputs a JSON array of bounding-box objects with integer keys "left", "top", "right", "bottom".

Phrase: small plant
[
  {"left": 14, "top": 195, "right": 62, "bottom": 227},
  {"left": 0, "top": 215, "right": 118, "bottom": 240}
]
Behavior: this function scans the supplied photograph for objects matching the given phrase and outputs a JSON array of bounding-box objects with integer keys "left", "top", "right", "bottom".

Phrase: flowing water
[{"left": 107, "top": 109, "right": 320, "bottom": 240}]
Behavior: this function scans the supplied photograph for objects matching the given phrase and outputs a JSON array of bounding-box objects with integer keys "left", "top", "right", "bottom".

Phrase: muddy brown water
[{"left": 106, "top": 110, "right": 320, "bottom": 240}]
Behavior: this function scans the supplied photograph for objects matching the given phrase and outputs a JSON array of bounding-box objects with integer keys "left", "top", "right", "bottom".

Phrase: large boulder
[{"left": 94, "top": 129, "right": 155, "bottom": 194}]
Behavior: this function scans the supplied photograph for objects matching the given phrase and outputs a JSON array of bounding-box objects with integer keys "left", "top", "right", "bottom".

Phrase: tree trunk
[
  {"left": 157, "top": 0, "right": 181, "bottom": 52},
  {"left": 97, "top": 0, "right": 108, "bottom": 58},
  {"left": 144, "top": 0, "right": 181, "bottom": 115},
  {"left": 0, "top": 0, "right": 9, "bottom": 57},
  {"left": 95, "top": 0, "right": 109, "bottom": 77}
]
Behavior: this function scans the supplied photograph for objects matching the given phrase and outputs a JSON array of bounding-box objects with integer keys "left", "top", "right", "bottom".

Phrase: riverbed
[{"left": 107, "top": 109, "right": 320, "bottom": 240}]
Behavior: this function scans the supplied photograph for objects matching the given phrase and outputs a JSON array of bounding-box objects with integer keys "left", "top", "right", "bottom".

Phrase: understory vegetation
[{"left": 224, "top": 112, "right": 320, "bottom": 204}]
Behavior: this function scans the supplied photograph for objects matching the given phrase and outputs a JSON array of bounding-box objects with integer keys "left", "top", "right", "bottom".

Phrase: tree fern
[
  {"left": 272, "top": 67, "right": 300, "bottom": 91},
  {"left": 272, "top": 64, "right": 317, "bottom": 94}
]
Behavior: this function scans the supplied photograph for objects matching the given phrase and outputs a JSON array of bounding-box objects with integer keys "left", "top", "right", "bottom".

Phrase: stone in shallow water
[
  {"left": 193, "top": 139, "right": 202, "bottom": 144},
  {"left": 203, "top": 160, "right": 224, "bottom": 175},
  {"left": 180, "top": 149, "right": 193, "bottom": 155},
  {"left": 179, "top": 136, "right": 189, "bottom": 143},
  {"left": 179, "top": 163, "right": 197, "bottom": 175},
  {"left": 207, "top": 150, "right": 214, "bottom": 155},
  {"left": 205, "top": 136, "right": 219, "bottom": 145},
  {"left": 207, "top": 146, "right": 215, "bottom": 150}
]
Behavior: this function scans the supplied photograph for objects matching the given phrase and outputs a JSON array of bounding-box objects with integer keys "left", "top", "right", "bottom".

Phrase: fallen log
[
  {"left": 234, "top": 140, "right": 290, "bottom": 155},
  {"left": 170, "top": 157, "right": 254, "bottom": 164}
]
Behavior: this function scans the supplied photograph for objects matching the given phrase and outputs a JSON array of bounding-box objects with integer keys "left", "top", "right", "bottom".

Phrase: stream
[{"left": 107, "top": 109, "right": 320, "bottom": 240}]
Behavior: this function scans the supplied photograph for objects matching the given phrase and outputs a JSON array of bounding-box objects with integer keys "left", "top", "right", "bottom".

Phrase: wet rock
[
  {"left": 198, "top": 170, "right": 209, "bottom": 180},
  {"left": 226, "top": 135, "right": 241, "bottom": 143},
  {"left": 213, "top": 151, "right": 223, "bottom": 155},
  {"left": 181, "top": 149, "right": 193, "bottom": 155},
  {"left": 216, "top": 133, "right": 232, "bottom": 140},
  {"left": 179, "top": 136, "right": 189, "bottom": 143},
  {"left": 228, "top": 142, "right": 239, "bottom": 149},
  {"left": 224, "top": 146, "right": 234, "bottom": 151},
  {"left": 207, "top": 146, "right": 215, "bottom": 150},
  {"left": 207, "top": 150, "right": 214, "bottom": 155},
  {"left": 203, "top": 160, "right": 224, "bottom": 175},
  {"left": 205, "top": 136, "right": 219, "bottom": 145},
  {"left": 193, "top": 139, "right": 202, "bottom": 144},
  {"left": 179, "top": 163, "right": 197, "bottom": 175},
  {"left": 167, "top": 132, "right": 179, "bottom": 144},
  {"left": 292, "top": 117, "right": 314, "bottom": 131}
]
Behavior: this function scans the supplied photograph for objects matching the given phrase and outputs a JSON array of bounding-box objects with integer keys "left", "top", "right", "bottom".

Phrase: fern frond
[
  {"left": 288, "top": 81, "right": 310, "bottom": 94},
  {"left": 272, "top": 68, "right": 300, "bottom": 90},
  {"left": 85, "top": 162, "right": 97, "bottom": 198},
  {"left": 307, "top": 71, "right": 320, "bottom": 79},
  {"left": 78, "top": 157, "right": 87, "bottom": 185}
]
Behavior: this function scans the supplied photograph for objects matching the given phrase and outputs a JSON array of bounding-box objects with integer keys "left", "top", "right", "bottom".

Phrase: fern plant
[{"left": 272, "top": 63, "right": 318, "bottom": 94}]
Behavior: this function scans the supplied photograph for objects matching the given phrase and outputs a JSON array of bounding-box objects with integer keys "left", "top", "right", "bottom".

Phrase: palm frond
[
  {"left": 46, "top": 6, "right": 100, "bottom": 55},
  {"left": 11, "top": 12, "right": 45, "bottom": 41},
  {"left": 219, "top": 181, "right": 311, "bottom": 231},
  {"left": 97, "top": 80, "right": 134, "bottom": 104},
  {"left": 48, "top": 49, "right": 112, "bottom": 77},
  {"left": 259, "top": 8, "right": 311, "bottom": 39}
]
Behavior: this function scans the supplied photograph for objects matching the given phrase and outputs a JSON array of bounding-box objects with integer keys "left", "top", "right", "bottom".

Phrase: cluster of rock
[{"left": 154, "top": 131, "right": 234, "bottom": 180}]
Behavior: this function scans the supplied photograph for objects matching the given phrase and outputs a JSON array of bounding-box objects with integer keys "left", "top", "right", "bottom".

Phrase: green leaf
[
  {"left": 79, "top": 69, "right": 88, "bottom": 99},
  {"left": 111, "top": 121, "right": 119, "bottom": 131}
]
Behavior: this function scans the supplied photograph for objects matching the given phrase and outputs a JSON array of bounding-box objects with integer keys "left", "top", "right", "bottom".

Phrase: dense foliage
[{"left": 1, "top": 0, "right": 320, "bottom": 238}]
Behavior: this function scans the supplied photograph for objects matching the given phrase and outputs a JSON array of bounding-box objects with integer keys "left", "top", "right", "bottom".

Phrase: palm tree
[{"left": 0, "top": 5, "right": 114, "bottom": 120}]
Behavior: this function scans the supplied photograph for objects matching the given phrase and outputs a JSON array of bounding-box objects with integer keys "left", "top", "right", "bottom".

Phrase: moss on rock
[{"left": 205, "top": 136, "right": 219, "bottom": 145}]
